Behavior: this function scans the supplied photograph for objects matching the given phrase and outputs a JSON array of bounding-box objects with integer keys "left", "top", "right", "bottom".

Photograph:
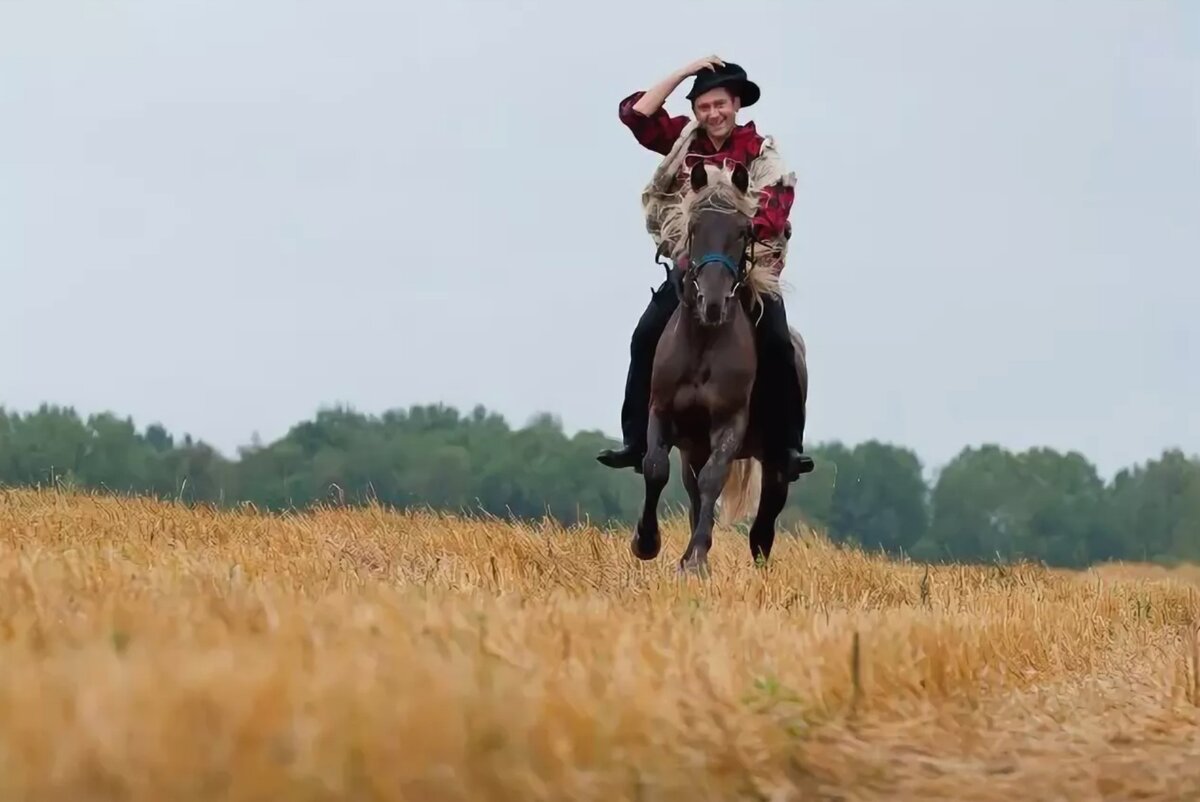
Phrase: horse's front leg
[
  {"left": 680, "top": 411, "right": 748, "bottom": 575},
  {"left": 680, "top": 448, "right": 706, "bottom": 533},
  {"left": 631, "top": 408, "right": 670, "bottom": 561}
]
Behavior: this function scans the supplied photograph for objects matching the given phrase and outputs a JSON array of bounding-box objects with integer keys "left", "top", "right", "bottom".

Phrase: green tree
[
  {"left": 795, "top": 441, "right": 929, "bottom": 555},
  {"left": 922, "top": 445, "right": 1112, "bottom": 567},
  {"left": 1108, "top": 450, "right": 1200, "bottom": 564}
]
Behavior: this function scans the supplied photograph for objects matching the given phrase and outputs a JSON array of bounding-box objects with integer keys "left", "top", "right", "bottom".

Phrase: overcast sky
[{"left": 2, "top": 1, "right": 1196, "bottom": 478}]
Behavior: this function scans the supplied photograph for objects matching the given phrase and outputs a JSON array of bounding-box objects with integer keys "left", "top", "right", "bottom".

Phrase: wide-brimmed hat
[{"left": 685, "top": 62, "right": 760, "bottom": 107}]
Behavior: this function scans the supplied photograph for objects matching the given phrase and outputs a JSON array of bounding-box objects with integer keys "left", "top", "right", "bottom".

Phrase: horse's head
[{"left": 680, "top": 160, "right": 754, "bottom": 327}]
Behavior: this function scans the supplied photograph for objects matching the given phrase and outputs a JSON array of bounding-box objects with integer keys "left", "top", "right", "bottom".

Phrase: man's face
[{"left": 692, "top": 87, "right": 741, "bottom": 142}]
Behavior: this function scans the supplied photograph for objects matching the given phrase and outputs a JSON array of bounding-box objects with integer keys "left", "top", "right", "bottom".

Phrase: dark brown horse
[{"left": 631, "top": 160, "right": 808, "bottom": 574}]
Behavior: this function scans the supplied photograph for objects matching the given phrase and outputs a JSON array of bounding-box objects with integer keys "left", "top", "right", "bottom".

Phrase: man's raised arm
[{"left": 618, "top": 55, "right": 725, "bottom": 155}]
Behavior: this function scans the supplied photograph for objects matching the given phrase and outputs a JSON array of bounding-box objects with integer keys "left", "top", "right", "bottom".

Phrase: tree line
[{"left": 1, "top": 402, "right": 1197, "bottom": 568}]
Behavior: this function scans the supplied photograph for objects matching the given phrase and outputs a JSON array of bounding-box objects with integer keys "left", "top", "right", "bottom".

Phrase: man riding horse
[{"left": 597, "top": 56, "right": 815, "bottom": 482}]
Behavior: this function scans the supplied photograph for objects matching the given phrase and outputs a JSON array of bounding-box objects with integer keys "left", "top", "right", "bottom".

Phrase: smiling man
[{"left": 597, "top": 56, "right": 814, "bottom": 482}]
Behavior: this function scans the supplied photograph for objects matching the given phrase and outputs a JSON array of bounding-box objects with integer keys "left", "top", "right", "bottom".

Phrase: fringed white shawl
[{"left": 639, "top": 118, "right": 797, "bottom": 301}]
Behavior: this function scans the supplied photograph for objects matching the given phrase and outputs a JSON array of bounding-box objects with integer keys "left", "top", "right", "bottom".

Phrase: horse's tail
[{"left": 717, "top": 458, "right": 761, "bottom": 527}]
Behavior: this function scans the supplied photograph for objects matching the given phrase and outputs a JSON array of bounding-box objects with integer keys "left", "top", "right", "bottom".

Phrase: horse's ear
[
  {"left": 689, "top": 160, "right": 708, "bottom": 192},
  {"left": 731, "top": 163, "right": 750, "bottom": 194}
]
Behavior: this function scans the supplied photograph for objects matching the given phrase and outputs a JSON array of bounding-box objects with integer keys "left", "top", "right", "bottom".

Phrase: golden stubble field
[{"left": 0, "top": 489, "right": 1198, "bottom": 801}]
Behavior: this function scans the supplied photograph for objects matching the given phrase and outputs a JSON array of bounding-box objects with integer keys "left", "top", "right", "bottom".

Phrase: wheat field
[{"left": 0, "top": 489, "right": 1197, "bottom": 801}]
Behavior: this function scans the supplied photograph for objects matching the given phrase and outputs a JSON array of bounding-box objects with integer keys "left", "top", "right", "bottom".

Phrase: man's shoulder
[
  {"left": 735, "top": 121, "right": 794, "bottom": 192},
  {"left": 731, "top": 121, "right": 772, "bottom": 156}
]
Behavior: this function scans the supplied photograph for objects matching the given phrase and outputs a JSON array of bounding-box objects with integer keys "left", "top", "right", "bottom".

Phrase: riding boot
[
  {"left": 756, "top": 294, "right": 815, "bottom": 481},
  {"left": 597, "top": 278, "right": 680, "bottom": 471}
]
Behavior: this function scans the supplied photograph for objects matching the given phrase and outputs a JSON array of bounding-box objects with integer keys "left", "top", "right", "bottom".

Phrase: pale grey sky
[{"left": 2, "top": 1, "right": 1197, "bottom": 478}]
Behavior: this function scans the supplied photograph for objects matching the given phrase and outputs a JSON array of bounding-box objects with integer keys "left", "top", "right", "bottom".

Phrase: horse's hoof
[
  {"left": 678, "top": 557, "right": 711, "bottom": 578},
  {"left": 630, "top": 525, "right": 660, "bottom": 561}
]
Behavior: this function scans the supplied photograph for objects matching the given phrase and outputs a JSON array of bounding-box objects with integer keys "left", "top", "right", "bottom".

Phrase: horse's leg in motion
[
  {"left": 631, "top": 409, "right": 670, "bottom": 561},
  {"left": 680, "top": 412, "right": 748, "bottom": 574},
  {"left": 680, "top": 447, "right": 707, "bottom": 533},
  {"left": 748, "top": 461, "right": 790, "bottom": 565}
]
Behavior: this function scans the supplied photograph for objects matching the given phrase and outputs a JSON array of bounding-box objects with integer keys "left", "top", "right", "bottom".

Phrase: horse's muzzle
[{"left": 700, "top": 298, "right": 725, "bottom": 326}]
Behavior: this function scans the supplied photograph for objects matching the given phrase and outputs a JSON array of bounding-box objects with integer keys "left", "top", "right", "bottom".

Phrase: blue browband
[{"left": 692, "top": 252, "right": 740, "bottom": 278}]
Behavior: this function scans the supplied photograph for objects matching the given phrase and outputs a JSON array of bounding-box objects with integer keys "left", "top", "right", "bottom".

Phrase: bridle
[
  {"left": 691, "top": 249, "right": 746, "bottom": 296},
  {"left": 657, "top": 224, "right": 759, "bottom": 303}
]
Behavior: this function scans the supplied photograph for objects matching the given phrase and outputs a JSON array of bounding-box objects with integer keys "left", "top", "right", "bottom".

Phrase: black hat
[{"left": 685, "top": 62, "right": 760, "bottom": 107}]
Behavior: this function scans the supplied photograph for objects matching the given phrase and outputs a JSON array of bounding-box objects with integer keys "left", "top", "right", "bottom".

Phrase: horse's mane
[
  {"left": 679, "top": 164, "right": 759, "bottom": 223},
  {"left": 661, "top": 163, "right": 782, "bottom": 308}
]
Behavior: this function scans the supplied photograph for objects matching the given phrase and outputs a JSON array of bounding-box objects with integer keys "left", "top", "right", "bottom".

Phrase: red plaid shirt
[{"left": 618, "top": 90, "right": 794, "bottom": 259}]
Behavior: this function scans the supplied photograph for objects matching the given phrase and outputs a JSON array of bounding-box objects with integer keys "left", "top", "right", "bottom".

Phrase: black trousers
[{"left": 617, "top": 279, "right": 806, "bottom": 457}]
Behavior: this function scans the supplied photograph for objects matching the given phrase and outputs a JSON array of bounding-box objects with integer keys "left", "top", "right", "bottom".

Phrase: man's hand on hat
[
  {"left": 682, "top": 55, "right": 725, "bottom": 77},
  {"left": 632, "top": 55, "right": 729, "bottom": 117}
]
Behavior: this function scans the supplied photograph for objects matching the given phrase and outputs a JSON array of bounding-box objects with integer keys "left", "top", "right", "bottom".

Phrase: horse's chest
[
  {"left": 651, "top": 316, "right": 756, "bottom": 417},
  {"left": 671, "top": 362, "right": 752, "bottom": 416}
]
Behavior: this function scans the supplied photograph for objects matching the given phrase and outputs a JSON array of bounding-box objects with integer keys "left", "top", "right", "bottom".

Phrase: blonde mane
[
  {"left": 679, "top": 165, "right": 759, "bottom": 229},
  {"left": 658, "top": 163, "right": 782, "bottom": 309},
  {"left": 639, "top": 120, "right": 796, "bottom": 310}
]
